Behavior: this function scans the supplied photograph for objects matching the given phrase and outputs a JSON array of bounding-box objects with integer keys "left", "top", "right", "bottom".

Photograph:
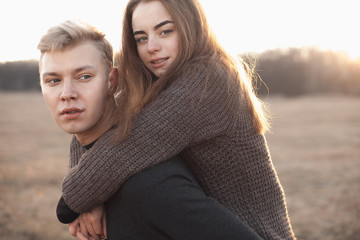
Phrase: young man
[
  {"left": 38, "top": 20, "right": 117, "bottom": 240},
  {"left": 38, "top": 20, "right": 262, "bottom": 240}
]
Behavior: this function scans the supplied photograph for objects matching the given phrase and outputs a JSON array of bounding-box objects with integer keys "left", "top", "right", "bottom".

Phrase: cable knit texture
[{"left": 63, "top": 62, "right": 296, "bottom": 240}]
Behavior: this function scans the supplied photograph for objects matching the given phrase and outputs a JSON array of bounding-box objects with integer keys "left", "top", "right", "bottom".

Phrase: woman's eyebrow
[
  {"left": 154, "top": 20, "right": 174, "bottom": 30},
  {"left": 133, "top": 20, "right": 174, "bottom": 36},
  {"left": 133, "top": 30, "right": 145, "bottom": 36}
]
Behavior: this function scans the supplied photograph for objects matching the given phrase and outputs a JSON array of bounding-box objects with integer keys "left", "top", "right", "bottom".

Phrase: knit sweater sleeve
[
  {"left": 62, "top": 63, "right": 239, "bottom": 213},
  {"left": 69, "top": 135, "right": 87, "bottom": 168},
  {"left": 55, "top": 135, "right": 88, "bottom": 222}
]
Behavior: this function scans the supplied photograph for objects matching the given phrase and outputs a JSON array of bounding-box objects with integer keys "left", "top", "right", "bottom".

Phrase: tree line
[
  {"left": 1, "top": 47, "right": 359, "bottom": 96},
  {"left": 250, "top": 47, "right": 360, "bottom": 96},
  {"left": 0, "top": 60, "right": 40, "bottom": 91}
]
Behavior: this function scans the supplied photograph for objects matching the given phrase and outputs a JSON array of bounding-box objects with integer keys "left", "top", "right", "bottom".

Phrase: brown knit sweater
[{"left": 63, "top": 62, "right": 296, "bottom": 240}]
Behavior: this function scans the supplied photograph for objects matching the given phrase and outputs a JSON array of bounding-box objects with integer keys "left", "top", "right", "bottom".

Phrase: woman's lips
[{"left": 150, "top": 57, "right": 169, "bottom": 68}]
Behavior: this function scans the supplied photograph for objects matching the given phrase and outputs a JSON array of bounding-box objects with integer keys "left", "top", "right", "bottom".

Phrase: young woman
[{"left": 62, "top": 0, "right": 296, "bottom": 239}]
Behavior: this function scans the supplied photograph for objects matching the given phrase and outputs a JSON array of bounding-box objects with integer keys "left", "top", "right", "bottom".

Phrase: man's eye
[
  {"left": 46, "top": 79, "right": 60, "bottom": 84},
  {"left": 79, "top": 74, "right": 91, "bottom": 80}
]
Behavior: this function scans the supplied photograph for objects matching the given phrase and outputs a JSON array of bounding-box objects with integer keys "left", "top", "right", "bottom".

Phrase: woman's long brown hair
[{"left": 115, "top": 0, "right": 269, "bottom": 141}]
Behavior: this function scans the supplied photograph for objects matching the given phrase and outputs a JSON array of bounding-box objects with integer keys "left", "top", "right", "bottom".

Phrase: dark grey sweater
[{"left": 62, "top": 62, "right": 296, "bottom": 240}]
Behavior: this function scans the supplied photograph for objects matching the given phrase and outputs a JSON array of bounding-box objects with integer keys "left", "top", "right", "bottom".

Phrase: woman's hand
[
  {"left": 68, "top": 204, "right": 107, "bottom": 240},
  {"left": 68, "top": 218, "right": 92, "bottom": 240}
]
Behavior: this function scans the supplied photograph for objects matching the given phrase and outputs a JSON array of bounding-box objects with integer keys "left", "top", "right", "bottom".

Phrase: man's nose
[{"left": 61, "top": 79, "right": 78, "bottom": 100}]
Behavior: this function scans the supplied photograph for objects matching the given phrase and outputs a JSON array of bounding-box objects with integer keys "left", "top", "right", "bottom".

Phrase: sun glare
[{"left": 0, "top": 0, "right": 359, "bottom": 62}]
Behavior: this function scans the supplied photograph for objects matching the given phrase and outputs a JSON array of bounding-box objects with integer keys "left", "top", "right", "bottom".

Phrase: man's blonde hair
[{"left": 37, "top": 20, "right": 113, "bottom": 70}]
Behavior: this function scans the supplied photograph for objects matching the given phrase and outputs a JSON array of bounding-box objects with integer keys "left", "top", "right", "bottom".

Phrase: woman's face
[{"left": 132, "top": 0, "right": 179, "bottom": 77}]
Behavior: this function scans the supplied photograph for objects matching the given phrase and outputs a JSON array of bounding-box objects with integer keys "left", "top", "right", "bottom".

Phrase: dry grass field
[{"left": 0, "top": 92, "right": 359, "bottom": 240}]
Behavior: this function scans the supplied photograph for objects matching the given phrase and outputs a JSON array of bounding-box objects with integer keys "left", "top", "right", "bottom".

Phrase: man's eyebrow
[
  {"left": 41, "top": 65, "right": 96, "bottom": 79},
  {"left": 72, "top": 65, "right": 96, "bottom": 74},
  {"left": 133, "top": 20, "right": 174, "bottom": 36},
  {"left": 41, "top": 71, "right": 59, "bottom": 79}
]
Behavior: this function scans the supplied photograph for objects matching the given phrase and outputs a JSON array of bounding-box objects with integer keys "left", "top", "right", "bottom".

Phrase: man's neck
[
  {"left": 76, "top": 117, "right": 116, "bottom": 145},
  {"left": 76, "top": 105, "right": 117, "bottom": 145}
]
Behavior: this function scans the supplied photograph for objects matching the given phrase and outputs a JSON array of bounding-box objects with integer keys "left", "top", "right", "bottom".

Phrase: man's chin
[{"left": 59, "top": 125, "right": 80, "bottom": 135}]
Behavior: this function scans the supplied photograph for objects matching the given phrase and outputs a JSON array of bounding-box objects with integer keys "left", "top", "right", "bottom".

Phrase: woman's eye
[
  {"left": 136, "top": 36, "right": 148, "bottom": 43},
  {"left": 160, "top": 29, "right": 173, "bottom": 36}
]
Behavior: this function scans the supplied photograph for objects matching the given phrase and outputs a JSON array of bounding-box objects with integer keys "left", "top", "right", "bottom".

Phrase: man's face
[{"left": 40, "top": 41, "right": 115, "bottom": 143}]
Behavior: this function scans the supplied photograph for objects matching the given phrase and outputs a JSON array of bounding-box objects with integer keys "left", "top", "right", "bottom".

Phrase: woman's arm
[
  {"left": 56, "top": 196, "right": 79, "bottom": 224},
  {"left": 62, "top": 63, "right": 239, "bottom": 213},
  {"left": 56, "top": 136, "right": 86, "bottom": 223}
]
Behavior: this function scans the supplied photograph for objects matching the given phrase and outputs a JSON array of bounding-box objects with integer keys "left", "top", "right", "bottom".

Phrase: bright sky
[{"left": 0, "top": 0, "right": 359, "bottom": 62}]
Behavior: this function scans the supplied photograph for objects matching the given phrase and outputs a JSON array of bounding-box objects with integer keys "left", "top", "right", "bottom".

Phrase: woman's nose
[{"left": 147, "top": 36, "right": 160, "bottom": 53}]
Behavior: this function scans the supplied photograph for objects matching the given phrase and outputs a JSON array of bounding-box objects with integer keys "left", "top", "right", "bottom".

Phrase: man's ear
[{"left": 108, "top": 68, "right": 119, "bottom": 94}]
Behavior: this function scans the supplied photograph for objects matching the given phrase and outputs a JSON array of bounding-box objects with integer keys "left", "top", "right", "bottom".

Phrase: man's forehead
[{"left": 40, "top": 44, "right": 101, "bottom": 74}]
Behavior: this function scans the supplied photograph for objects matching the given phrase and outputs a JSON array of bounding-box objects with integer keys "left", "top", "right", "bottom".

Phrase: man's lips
[
  {"left": 60, "top": 107, "right": 83, "bottom": 119},
  {"left": 60, "top": 107, "right": 83, "bottom": 115}
]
